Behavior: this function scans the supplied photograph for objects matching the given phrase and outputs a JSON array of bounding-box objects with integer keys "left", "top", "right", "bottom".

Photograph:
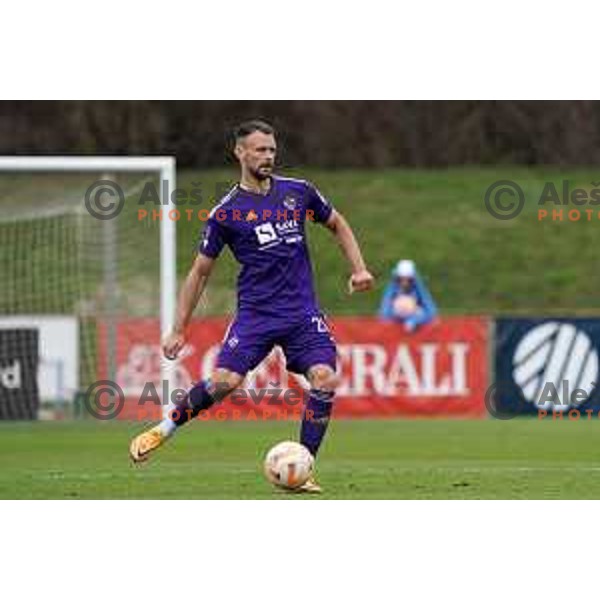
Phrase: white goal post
[{"left": 0, "top": 156, "right": 177, "bottom": 412}]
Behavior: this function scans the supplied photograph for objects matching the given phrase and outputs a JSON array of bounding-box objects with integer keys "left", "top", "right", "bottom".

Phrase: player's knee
[
  {"left": 209, "top": 368, "right": 244, "bottom": 400},
  {"left": 308, "top": 365, "right": 339, "bottom": 394}
]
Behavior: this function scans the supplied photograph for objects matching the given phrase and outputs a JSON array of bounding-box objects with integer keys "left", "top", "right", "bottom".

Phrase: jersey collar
[{"left": 237, "top": 175, "right": 276, "bottom": 198}]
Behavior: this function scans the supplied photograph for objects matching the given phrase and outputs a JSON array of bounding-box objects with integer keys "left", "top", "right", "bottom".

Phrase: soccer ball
[{"left": 264, "top": 441, "right": 314, "bottom": 489}]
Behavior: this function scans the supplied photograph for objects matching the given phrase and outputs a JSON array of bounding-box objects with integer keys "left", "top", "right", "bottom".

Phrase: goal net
[{"left": 0, "top": 157, "right": 177, "bottom": 420}]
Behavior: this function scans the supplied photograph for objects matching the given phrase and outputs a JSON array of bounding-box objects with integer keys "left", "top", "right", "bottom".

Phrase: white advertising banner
[{"left": 0, "top": 316, "right": 78, "bottom": 402}]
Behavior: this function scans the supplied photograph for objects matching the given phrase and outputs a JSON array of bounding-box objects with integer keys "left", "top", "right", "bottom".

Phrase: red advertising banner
[
  {"left": 332, "top": 318, "right": 488, "bottom": 418},
  {"left": 97, "top": 316, "right": 489, "bottom": 420}
]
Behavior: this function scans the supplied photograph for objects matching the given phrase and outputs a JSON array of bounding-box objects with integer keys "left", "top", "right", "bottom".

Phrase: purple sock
[
  {"left": 300, "top": 389, "right": 334, "bottom": 456},
  {"left": 170, "top": 380, "right": 216, "bottom": 427}
]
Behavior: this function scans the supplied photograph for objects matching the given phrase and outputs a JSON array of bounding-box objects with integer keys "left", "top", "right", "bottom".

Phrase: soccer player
[{"left": 129, "top": 120, "right": 374, "bottom": 492}]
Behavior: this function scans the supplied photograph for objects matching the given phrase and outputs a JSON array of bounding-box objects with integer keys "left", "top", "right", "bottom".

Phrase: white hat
[{"left": 394, "top": 259, "right": 415, "bottom": 278}]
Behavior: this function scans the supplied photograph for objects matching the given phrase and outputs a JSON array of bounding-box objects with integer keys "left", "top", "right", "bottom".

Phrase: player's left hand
[{"left": 348, "top": 269, "right": 375, "bottom": 294}]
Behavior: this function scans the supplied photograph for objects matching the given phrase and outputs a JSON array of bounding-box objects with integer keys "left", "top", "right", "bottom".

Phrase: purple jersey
[{"left": 198, "top": 176, "right": 333, "bottom": 318}]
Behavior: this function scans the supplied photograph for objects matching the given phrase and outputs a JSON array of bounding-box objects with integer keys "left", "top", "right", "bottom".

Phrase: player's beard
[{"left": 251, "top": 164, "right": 273, "bottom": 181}]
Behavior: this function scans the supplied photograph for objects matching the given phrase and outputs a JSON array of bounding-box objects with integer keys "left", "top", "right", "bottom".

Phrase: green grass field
[
  {"left": 3, "top": 167, "right": 600, "bottom": 318},
  {"left": 2, "top": 419, "right": 600, "bottom": 499}
]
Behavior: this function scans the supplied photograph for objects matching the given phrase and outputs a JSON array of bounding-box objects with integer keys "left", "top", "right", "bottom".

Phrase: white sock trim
[{"left": 158, "top": 418, "right": 177, "bottom": 438}]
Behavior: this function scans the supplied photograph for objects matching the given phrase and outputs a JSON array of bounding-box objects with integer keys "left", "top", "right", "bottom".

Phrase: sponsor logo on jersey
[
  {"left": 275, "top": 220, "right": 299, "bottom": 234},
  {"left": 283, "top": 196, "right": 297, "bottom": 210}
]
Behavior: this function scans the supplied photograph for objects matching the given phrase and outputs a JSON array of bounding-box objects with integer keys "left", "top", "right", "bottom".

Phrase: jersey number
[{"left": 312, "top": 316, "right": 329, "bottom": 333}]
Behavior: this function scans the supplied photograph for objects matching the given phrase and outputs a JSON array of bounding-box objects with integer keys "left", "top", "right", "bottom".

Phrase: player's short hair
[{"left": 233, "top": 120, "right": 276, "bottom": 142}]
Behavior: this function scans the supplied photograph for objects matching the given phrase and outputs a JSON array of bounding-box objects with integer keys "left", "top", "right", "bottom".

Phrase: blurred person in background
[{"left": 379, "top": 260, "right": 437, "bottom": 332}]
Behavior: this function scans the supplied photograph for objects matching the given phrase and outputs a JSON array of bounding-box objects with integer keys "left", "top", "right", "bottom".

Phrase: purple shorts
[{"left": 216, "top": 311, "right": 337, "bottom": 377}]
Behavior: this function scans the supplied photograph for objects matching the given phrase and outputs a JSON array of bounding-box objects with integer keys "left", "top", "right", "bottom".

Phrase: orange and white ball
[{"left": 264, "top": 441, "right": 314, "bottom": 489}]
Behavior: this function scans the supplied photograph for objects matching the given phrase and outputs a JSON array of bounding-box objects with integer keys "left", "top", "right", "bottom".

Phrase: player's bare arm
[
  {"left": 324, "top": 209, "right": 375, "bottom": 294},
  {"left": 162, "top": 253, "right": 216, "bottom": 360}
]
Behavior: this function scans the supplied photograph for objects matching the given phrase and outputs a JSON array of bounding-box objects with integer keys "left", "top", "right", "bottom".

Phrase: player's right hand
[
  {"left": 162, "top": 330, "right": 186, "bottom": 360},
  {"left": 348, "top": 269, "right": 375, "bottom": 294}
]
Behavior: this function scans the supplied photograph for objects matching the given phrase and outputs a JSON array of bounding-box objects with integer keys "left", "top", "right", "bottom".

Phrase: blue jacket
[{"left": 378, "top": 267, "right": 437, "bottom": 329}]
